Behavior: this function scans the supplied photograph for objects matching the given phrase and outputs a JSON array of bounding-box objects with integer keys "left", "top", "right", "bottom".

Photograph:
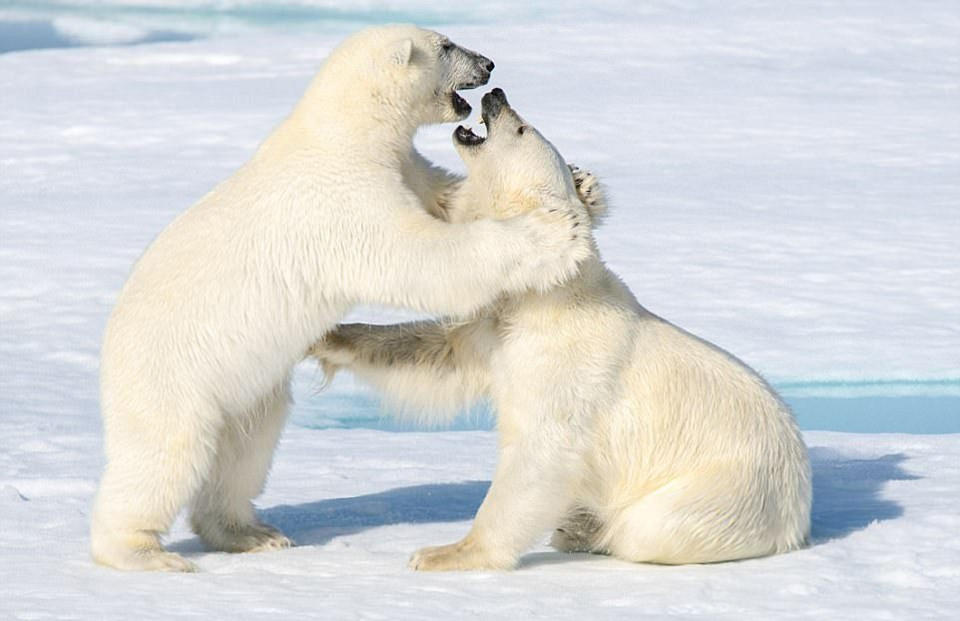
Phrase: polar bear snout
[
  {"left": 459, "top": 54, "right": 494, "bottom": 88},
  {"left": 479, "top": 87, "right": 526, "bottom": 134},
  {"left": 477, "top": 54, "right": 495, "bottom": 74},
  {"left": 481, "top": 87, "right": 509, "bottom": 121},
  {"left": 450, "top": 46, "right": 494, "bottom": 90},
  {"left": 442, "top": 44, "right": 494, "bottom": 119}
]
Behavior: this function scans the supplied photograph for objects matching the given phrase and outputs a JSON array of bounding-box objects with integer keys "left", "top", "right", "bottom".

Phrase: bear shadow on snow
[
  {"left": 807, "top": 449, "right": 918, "bottom": 543},
  {"left": 167, "top": 481, "right": 489, "bottom": 554},
  {"left": 170, "top": 452, "right": 915, "bottom": 557},
  {"left": 258, "top": 481, "right": 491, "bottom": 547}
]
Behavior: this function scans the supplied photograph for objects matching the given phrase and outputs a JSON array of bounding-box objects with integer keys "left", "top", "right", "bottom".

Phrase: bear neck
[
  {"left": 499, "top": 250, "right": 610, "bottom": 314},
  {"left": 284, "top": 75, "right": 424, "bottom": 158}
]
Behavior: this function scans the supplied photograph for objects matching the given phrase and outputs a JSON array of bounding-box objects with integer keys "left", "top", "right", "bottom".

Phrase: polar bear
[
  {"left": 311, "top": 88, "right": 812, "bottom": 570},
  {"left": 92, "top": 28, "right": 592, "bottom": 572}
]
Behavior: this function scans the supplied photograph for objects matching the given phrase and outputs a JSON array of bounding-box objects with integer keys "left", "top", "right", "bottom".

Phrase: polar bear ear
[{"left": 388, "top": 38, "right": 414, "bottom": 66}]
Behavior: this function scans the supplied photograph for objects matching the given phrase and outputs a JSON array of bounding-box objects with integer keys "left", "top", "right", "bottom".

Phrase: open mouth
[
  {"left": 451, "top": 90, "right": 472, "bottom": 116},
  {"left": 454, "top": 124, "right": 486, "bottom": 146},
  {"left": 449, "top": 72, "right": 490, "bottom": 117}
]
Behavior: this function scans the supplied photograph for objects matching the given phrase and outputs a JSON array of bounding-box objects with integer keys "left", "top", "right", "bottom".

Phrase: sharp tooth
[{"left": 478, "top": 116, "right": 485, "bottom": 125}]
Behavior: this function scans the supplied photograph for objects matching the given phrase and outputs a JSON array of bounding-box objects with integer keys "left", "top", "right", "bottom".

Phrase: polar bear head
[
  {"left": 303, "top": 24, "right": 494, "bottom": 128},
  {"left": 447, "top": 88, "right": 607, "bottom": 225}
]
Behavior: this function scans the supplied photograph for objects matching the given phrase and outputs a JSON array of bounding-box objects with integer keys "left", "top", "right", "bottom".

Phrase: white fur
[
  {"left": 92, "top": 25, "right": 591, "bottom": 572},
  {"left": 312, "top": 99, "right": 812, "bottom": 570}
]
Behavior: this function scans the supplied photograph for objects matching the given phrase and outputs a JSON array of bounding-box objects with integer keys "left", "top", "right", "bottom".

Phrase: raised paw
[
  {"left": 305, "top": 327, "right": 357, "bottom": 377},
  {"left": 568, "top": 164, "right": 608, "bottom": 222},
  {"left": 525, "top": 198, "right": 592, "bottom": 291},
  {"left": 409, "top": 538, "right": 515, "bottom": 572}
]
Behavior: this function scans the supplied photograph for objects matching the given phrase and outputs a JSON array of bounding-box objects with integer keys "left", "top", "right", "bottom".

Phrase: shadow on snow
[
  {"left": 171, "top": 452, "right": 916, "bottom": 558},
  {"left": 261, "top": 481, "right": 490, "bottom": 547},
  {"left": 808, "top": 450, "right": 918, "bottom": 543}
]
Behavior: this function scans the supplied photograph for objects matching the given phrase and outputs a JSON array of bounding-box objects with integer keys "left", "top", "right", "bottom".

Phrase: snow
[
  {"left": 2, "top": 429, "right": 960, "bottom": 619},
  {"left": 1, "top": 0, "right": 958, "bottom": 618}
]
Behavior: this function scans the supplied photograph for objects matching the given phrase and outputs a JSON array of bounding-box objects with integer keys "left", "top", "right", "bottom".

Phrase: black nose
[{"left": 473, "top": 53, "right": 494, "bottom": 73}]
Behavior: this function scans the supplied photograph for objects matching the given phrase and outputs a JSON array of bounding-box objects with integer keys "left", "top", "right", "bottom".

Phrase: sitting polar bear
[
  {"left": 93, "top": 27, "right": 591, "bottom": 572},
  {"left": 312, "top": 88, "right": 812, "bottom": 570}
]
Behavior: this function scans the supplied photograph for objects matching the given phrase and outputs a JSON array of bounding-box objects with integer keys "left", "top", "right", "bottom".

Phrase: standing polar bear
[
  {"left": 93, "top": 27, "right": 592, "bottom": 572},
  {"left": 312, "top": 89, "right": 812, "bottom": 570}
]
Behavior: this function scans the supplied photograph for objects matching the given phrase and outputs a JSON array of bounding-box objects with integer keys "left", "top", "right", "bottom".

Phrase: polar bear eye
[
  {"left": 441, "top": 41, "right": 455, "bottom": 53},
  {"left": 517, "top": 126, "right": 526, "bottom": 135}
]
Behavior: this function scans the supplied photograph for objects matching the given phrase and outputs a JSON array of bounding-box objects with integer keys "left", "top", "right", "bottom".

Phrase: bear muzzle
[{"left": 480, "top": 87, "right": 509, "bottom": 125}]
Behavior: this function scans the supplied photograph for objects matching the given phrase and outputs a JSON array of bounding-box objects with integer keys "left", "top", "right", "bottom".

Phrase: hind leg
[
  {"left": 189, "top": 382, "right": 292, "bottom": 553},
  {"left": 550, "top": 507, "right": 607, "bottom": 554},
  {"left": 91, "top": 399, "right": 220, "bottom": 572},
  {"left": 601, "top": 472, "right": 779, "bottom": 565}
]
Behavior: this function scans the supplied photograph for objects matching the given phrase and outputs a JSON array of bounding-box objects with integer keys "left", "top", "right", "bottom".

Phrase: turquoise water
[
  {"left": 790, "top": 395, "right": 958, "bottom": 434},
  {"left": 297, "top": 382, "right": 960, "bottom": 434}
]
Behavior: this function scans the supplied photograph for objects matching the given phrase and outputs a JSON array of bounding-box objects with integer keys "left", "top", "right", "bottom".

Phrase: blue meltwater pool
[{"left": 295, "top": 379, "right": 960, "bottom": 434}]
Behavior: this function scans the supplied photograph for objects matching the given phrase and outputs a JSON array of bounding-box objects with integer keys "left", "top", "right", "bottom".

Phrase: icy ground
[
  {"left": 2, "top": 430, "right": 959, "bottom": 619},
  {"left": 1, "top": 0, "right": 959, "bottom": 618}
]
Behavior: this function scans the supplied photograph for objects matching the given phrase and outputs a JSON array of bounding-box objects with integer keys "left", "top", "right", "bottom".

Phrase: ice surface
[
  {"left": 1, "top": 428, "right": 959, "bottom": 619},
  {"left": 1, "top": 0, "right": 958, "bottom": 618}
]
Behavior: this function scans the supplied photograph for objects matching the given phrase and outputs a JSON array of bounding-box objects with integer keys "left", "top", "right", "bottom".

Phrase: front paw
[
  {"left": 409, "top": 538, "right": 515, "bottom": 572},
  {"left": 520, "top": 199, "right": 592, "bottom": 292},
  {"left": 568, "top": 164, "right": 608, "bottom": 222},
  {"left": 306, "top": 329, "right": 354, "bottom": 367}
]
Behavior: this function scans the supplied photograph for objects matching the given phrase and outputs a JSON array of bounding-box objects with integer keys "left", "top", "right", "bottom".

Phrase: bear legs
[{"left": 189, "top": 382, "right": 292, "bottom": 553}]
